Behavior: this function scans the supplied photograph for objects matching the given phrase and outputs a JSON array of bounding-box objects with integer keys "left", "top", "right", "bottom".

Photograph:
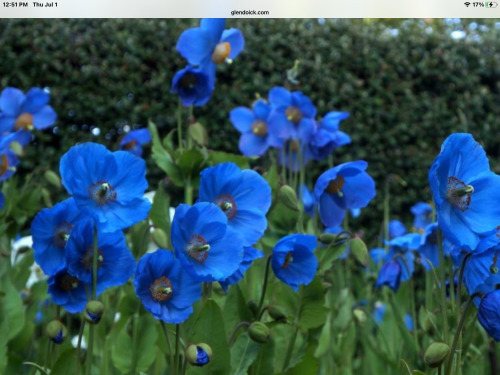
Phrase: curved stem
[
  {"left": 228, "top": 321, "right": 251, "bottom": 346},
  {"left": 86, "top": 226, "right": 99, "bottom": 375},
  {"left": 257, "top": 257, "right": 272, "bottom": 316},
  {"left": 437, "top": 229, "right": 449, "bottom": 343},
  {"left": 177, "top": 99, "right": 183, "bottom": 152},
  {"left": 174, "top": 324, "right": 180, "bottom": 375},
  {"left": 160, "top": 321, "right": 174, "bottom": 370}
]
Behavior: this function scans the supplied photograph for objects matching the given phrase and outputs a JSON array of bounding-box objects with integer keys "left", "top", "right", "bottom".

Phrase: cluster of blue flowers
[
  {"left": 171, "top": 19, "right": 244, "bottom": 106},
  {"left": 230, "top": 86, "right": 351, "bottom": 170},
  {"left": 0, "top": 87, "right": 57, "bottom": 209},
  {"left": 31, "top": 143, "right": 151, "bottom": 313},
  {"left": 119, "top": 128, "right": 151, "bottom": 157}
]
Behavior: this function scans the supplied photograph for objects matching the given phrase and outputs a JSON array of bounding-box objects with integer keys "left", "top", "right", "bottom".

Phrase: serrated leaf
[
  {"left": 178, "top": 148, "right": 206, "bottom": 178},
  {"left": 187, "top": 300, "right": 230, "bottom": 375},
  {"left": 317, "top": 242, "right": 348, "bottom": 274},
  {"left": 148, "top": 121, "right": 183, "bottom": 186},
  {"left": 230, "top": 333, "right": 260, "bottom": 375}
]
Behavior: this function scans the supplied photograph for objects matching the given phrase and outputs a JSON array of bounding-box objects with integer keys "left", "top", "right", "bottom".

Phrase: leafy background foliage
[{"left": 2, "top": 18, "right": 500, "bottom": 240}]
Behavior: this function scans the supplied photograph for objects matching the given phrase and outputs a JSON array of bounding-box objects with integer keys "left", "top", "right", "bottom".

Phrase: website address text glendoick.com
[{"left": 231, "top": 9, "right": 270, "bottom": 16}]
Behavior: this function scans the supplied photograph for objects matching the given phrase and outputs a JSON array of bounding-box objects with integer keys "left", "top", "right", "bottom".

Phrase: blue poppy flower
[
  {"left": 0, "top": 192, "right": 4, "bottom": 210},
  {"left": 0, "top": 87, "right": 57, "bottom": 132},
  {"left": 60, "top": 142, "right": 151, "bottom": 233},
  {"left": 198, "top": 162, "right": 271, "bottom": 246},
  {"left": 428, "top": 133, "right": 500, "bottom": 251},
  {"left": 410, "top": 202, "right": 433, "bottom": 232},
  {"left": 267, "top": 87, "right": 316, "bottom": 142},
  {"left": 314, "top": 161, "right": 376, "bottom": 228},
  {"left": 388, "top": 220, "right": 407, "bottom": 239},
  {"left": 278, "top": 139, "right": 310, "bottom": 172},
  {"left": 0, "top": 147, "right": 18, "bottom": 182},
  {"left": 405, "top": 314, "right": 414, "bottom": 331},
  {"left": 0, "top": 130, "right": 32, "bottom": 148},
  {"left": 119, "top": 128, "right": 151, "bottom": 157},
  {"left": 230, "top": 99, "right": 284, "bottom": 157},
  {"left": 171, "top": 202, "right": 244, "bottom": 282},
  {"left": 307, "top": 112, "right": 351, "bottom": 161},
  {"left": 478, "top": 290, "right": 500, "bottom": 341},
  {"left": 370, "top": 248, "right": 387, "bottom": 264},
  {"left": 65, "top": 220, "right": 136, "bottom": 294},
  {"left": 271, "top": 234, "right": 318, "bottom": 291},
  {"left": 219, "top": 247, "right": 264, "bottom": 292},
  {"left": 47, "top": 266, "right": 88, "bottom": 313},
  {"left": 385, "top": 233, "right": 421, "bottom": 281},
  {"left": 171, "top": 65, "right": 215, "bottom": 107},
  {"left": 417, "top": 223, "right": 451, "bottom": 271},
  {"left": 300, "top": 184, "right": 316, "bottom": 216},
  {"left": 31, "top": 198, "right": 83, "bottom": 276},
  {"left": 176, "top": 18, "right": 244, "bottom": 68},
  {"left": 134, "top": 250, "right": 202, "bottom": 323},
  {"left": 375, "top": 260, "right": 402, "bottom": 291}
]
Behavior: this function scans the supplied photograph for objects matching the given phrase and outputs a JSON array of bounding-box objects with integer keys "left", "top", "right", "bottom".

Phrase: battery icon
[{"left": 490, "top": 2, "right": 498, "bottom": 7}]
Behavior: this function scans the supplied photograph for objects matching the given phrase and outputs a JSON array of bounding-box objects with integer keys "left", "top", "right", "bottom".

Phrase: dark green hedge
[{"left": 1, "top": 19, "right": 500, "bottom": 241}]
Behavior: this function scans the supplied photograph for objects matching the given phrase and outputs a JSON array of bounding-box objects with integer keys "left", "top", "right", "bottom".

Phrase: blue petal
[
  {"left": 176, "top": 28, "right": 214, "bottom": 66},
  {"left": 341, "top": 171, "right": 376, "bottom": 209},
  {"left": 318, "top": 193, "right": 345, "bottom": 228},
  {"left": 233, "top": 169, "right": 272, "bottom": 214},
  {"left": 221, "top": 28, "right": 245, "bottom": 59},
  {"left": 464, "top": 172, "right": 500, "bottom": 233},
  {"left": 33, "top": 106, "right": 57, "bottom": 129},
  {"left": 239, "top": 133, "right": 269, "bottom": 157},
  {"left": 0, "top": 114, "right": 15, "bottom": 133},
  {"left": 229, "top": 208, "right": 267, "bottom": 246},
  {"left": 0, "top": 87, "right": 24, "bottom": 116},
  {"left": 291, "top": 92, "right": 316, "bottom": 118},
  {"left": 253, "top": 100, "right": 271, "bottom": 120},
  {"left": 200, "top": 18, "right": 226, "bottom": 43},
  {"left": 230, "top": 107, "right": 254, "bottom": 133},
  {"left": 21, "top": 88, "right": 50, "bottom": 113},
  {"left": 268, "top": 87, "right": 291, "bottom": 108},
  {"left": 321, "top": 111, "right": 349, "bottom": 131},
  {"left": 109, "top": 151, "right": 149, "bottom": 203}
]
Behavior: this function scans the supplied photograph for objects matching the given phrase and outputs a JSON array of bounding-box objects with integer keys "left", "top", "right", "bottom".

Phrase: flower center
[
  {"left": 180, "top": 73, "right": 197, "bottom": 89},
  {"left": 285, "top": 106, "right": 303, "bottom": 124},
  {"left": 123, "top": 139, "right": 137, "bottom": 150},
  {"left": 88, "top": 181, "right": 117, "bottom": 206},
  {"left": 58, "top": 273, "right": 80, "bottom": 291},
  {"left": 446, "top": 176, "right": 473, "bottom": 212},
  {"left": 14, "top": 113, "right": 34, "bottom": 131},
  {"left": 80, "top": 247, "right": 104, "bottom": 270},
  {"left": 325, "top": 175, "right": 345, "bottom": 196},
  {"left": 0, "top": 154, "right": 10, "bottom": 176},
  {"left": 282, "top": 251, "right": 294, "bottom": 269},
  {"left": 150, "top": 276, "right": 173, "bottom": 301},
  {"left": 214, "top": 194, "right": 237, "bottom": 220},
  {"left": 211, "top": 42, "right": 231, "bottom": 64},
  {"left": 187, "top": 234, "right": 210, "bottom": 263},
  {"left": 251, "top": 120, "right": 268, "bottom": 137},
  {"left": 52, "top": 222, "right": 73, "bottom": 248}
]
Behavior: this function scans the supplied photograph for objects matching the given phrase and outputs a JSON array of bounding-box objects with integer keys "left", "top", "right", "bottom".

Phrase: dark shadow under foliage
[{"left": 1, "top": 18, "right": 500, "bottom": 241}]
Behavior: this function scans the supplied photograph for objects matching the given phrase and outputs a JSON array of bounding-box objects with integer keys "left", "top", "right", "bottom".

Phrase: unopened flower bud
[
  {"left": 248, "top": 322, "right": 270, "bottom": 344},
  {"left": 268, "top": 305, "right": 287, "bottom": 321},
  {"left": 319, "top": 233, "right": 337, "bottom": 245},
  {"left": 247, "top": 300, "right": 259, "bottom": 317},
  {"left": 44, "top": 170, "right": 61, "bottom": 188},
  {"left": 423, "top": 342, "right": 450, "bottom": 368},
  {"left": 84, "top": 300, "right": 104, "bottom": 324},
  {"left": 350, "top": 238, "right": 369, "bottom": 267},
  {"left": 353, "top": 308, "right": 367, "bottom": 326},
  {"left": 186, "top": 343, "right": 212, "bottom": 366},
  {"left": 279, "top": 185, "right": 299, "bottom": 212},
  {"left": 152, "top": 228, "right": 169, "bottom": 249},
  {"left": 46, "top": 320, "right": 67, "bottom": 344}
]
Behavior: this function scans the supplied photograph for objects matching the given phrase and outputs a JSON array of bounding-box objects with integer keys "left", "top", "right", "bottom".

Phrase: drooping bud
[
  {"left": 186, "top": 343, "right": 212, "bottom": 366},
  {"left": 248, "top": 322, "right": 270, "bottom": 344},
  {"left": 268, "top": 305, "right": 287, "bottom": 322},
  {"left": 46, "top": 320, "right": 67, "bottom": 344},
  {"left": 44, "top": 170, "right": 61, "bottom": 188},
  {"left": 423, "top": 342, "right": 450, "bottom": 368},
  {"left": 350, "top": 238, "right": 369, "bottom": 267},
  {"left": 353, "top": 308, "right": 367, "bottom": 326},
  {"left": 319, "top": 232, "right": 337, "bottom": 245},
  {"left": 279, "top": 185, "right": 298, "bottom": 211},
  {"left": 247, "top": 300, "right": 259, "bottom": 317},
  {"left": 152, "top": 228, "right": 169, "bottom": 249},
  {"left": 84, "top": 300, "right": 105, "bottom": 324}
]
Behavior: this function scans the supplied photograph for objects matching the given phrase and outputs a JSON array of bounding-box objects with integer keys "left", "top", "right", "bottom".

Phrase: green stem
[
  {"left": 282, "top": 322, "right": 300, "bottom": 371},
  {"left": 257, "top": 257, "right": 272, "bottom": 316},
  {"left": 177, "top": 99, "right": 183, "bottom": 152},
  {"left": 76, "top": 320, "right": 86, "bottom": 374},
  {"left": 86, "top": 226, "right": 99, "bottom": 375},
  {"left": 437, "top": 229, "right": 449, "bottom": 343},
  {"left": 184, "top": 176, "right": 193, "bottom": 206},
  {"left": 228, "top": 321, "right": 251, "bottom": 346},
  {"left": 160, "top": 321, "right": 174, "bottom": 371},
  {"left": 383, "top": 177, "right": 390, "bottom": 249},
  {"left": 444, "top": 294, "right": 478, "bottom": 375},
  {"left": 174, "top": 324, "right": 180, "bottom": 375}
]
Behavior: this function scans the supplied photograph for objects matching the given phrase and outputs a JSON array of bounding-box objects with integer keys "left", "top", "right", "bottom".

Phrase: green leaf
[
  {"left": 148, "top": 121, "right": 183, "bottom": 186},
  {"left": 22, "top": 362, "right": 50, "bottom": 375},
  {"left": 178, "top": 148, "right": 206, "bottom": 179},
  {"left": 111, "top": 314, "right": 159, "bottom": 373},
  {"left": 223, "top": 285, "right": 253, "bottom": 341},
  {"left": 289, "top": 344, "right": 318, "bottom": 375},
  {"left": 188, "top": 122, "right": 209, "bottom": 147},
  {"left": 251, "top": 339, "right": 275, "bottom": 375},
  {"left": 187, "top": 300, "right": 230, "bottom": 375},
  {"left": 314, "top": 313, "right": 331, "bottom": 358},
  {"left": 0, "top": 275, "right": 25, "bottom": 342},
  {"left": 317, "top": 242, "right": 348, "bottom": 274},
  {"left": 51, "top": 348, "right": 78, "bottom": 375},
  {"left": 298, "top": 277, "right": 328, "bottom": 331},
  {"left": 207, "top": 151, "right": 249, "bottom": 169},
  {"left": 149, "top": 183, "right": 171, "bottom": 235},
  {"left": 230, "top": 333, "right": 260, "bottom": 375},
  {"left": 11, "top": 251, "right": 34, "bottom": 290}
]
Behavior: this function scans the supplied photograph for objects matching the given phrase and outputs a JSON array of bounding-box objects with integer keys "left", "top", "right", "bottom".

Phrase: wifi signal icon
[{"left": 465, "top": 1, "right": 471, "bottom": 6}]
